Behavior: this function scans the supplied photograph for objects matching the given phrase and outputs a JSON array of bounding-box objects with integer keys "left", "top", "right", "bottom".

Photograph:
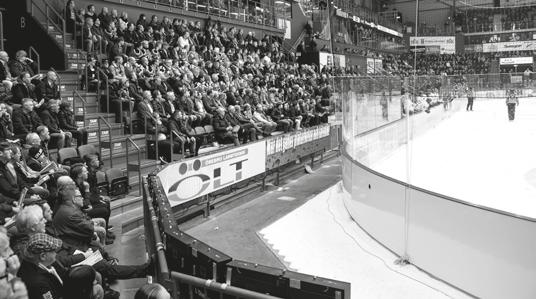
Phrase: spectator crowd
[
  {"left": 65, "top": 1, "right": 333, "bottom": 156},
  {"left": 456, "top": 5, "right": 536, "bottom": 33},
  {"left": 4, "top": 1, "right": 536, "bottom": 296}
]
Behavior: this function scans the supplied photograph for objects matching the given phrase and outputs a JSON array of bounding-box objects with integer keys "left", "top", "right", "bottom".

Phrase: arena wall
[{"left": 342, "top": 93, "right": 536, "bottom": 298}]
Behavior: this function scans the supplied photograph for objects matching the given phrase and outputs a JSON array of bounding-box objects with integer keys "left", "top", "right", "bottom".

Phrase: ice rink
[
  {"left": 371, "top": 97, "right": 536, "bottom": 219},
  {"left": 259, "top": 183, "right": 471, "bottom": 299}
]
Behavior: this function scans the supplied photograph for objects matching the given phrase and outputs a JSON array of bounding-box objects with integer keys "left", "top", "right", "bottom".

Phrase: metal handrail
[
  {"left": 126, "top": 137, "right": 142, "bottom": 195},
  {"left": 28, "top": 46, "right": 41, "bottom": 75},
  {"left": 30, "top": 0, "right": 67, "bottom": 55},
  {"left": 169, "top": 271, "right": 282, "bottom": 299},
  {"left": 171, "top": 129, "right": 185, "bottom": 161},
  {"left": 76, "top": 49, "right": 88, "bottom": 92},
  {"left": 72, "top": 89, "right": 87, "bottom": 131},
  {"left": 150, "top": 0, "right": 277, "bottom": 29},
  {"left": 97, "top": 116, "right": 114, "bottom": 168},
  {"left": 143, "top": 177, "right": 169, "bottom": 278},
  {"left": 143, "top": 114, "right": 160, "bottom": 161},
  {"left": 96, "top": 67, "right": 110, "bottom": 114},
  {"left": 0, "top": 10, "right": 4, "bottom": 51}
]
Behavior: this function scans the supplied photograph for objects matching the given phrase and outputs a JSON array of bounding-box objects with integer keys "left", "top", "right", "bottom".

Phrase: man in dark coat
[
  {"left": 8, "top": 50, "right": 38, "bottom": 78},
  {"left": 58, "top": 101, "right": 88, "bottom": 147},
  {"left": 35, "top": 71, "right": 60, "bottom": 103},
  {"left": 17, "top": 233, "right": 66, "bottom": 299},
  {"left": 12, "top": 98, "right": 42, "bottom": 140},
  {"left": 212, "top": 107, "right": 239, "bottom": 146},
  {"left": 11, "top": 72, "right": 37, "bottom": 105},
  {"left": 226, "top": 105, "right": 257, "bottom": 143},
  {"left": 0, "top": 143, "right": 20, "bottom": 223},
  {"left": 0, "top": 142, "right": 27, "bottom": 201},
  {"left": 39, "top": 99, "right": 71, "bottom": 149},
  {"left": 52, "top": 176, "right": 153, "bottom": 281}
]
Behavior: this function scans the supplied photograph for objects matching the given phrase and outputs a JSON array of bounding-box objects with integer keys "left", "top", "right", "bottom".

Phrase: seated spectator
[
  {"left": 39, "top": 99, "right": 72, "bottom": 149},
  {"left": 11, "top": 205, "right": 48, "bottom": 258},
  {"left": 135, "top": 283, "right": 171, "bottom": 299},
  {"left": 226, "top": 105, "right": 257, "bottom": 144},
  {"left": 137, "top": 90, "right": 166, "bottom": 136},
  {"left": 0, "top": 142, "right": 45, "bottom": 204},
  {"left": 58, "top": 101, "right": 88, "bottom": 147},
  {"left": 252, "top": 104, "right": 277, "bottom": 135},
  {"left": 64, "top": 265, "right": 105, "bottom": 299},
  {"left": 8, "top": 50, "right": 38, "bottom": 79},
  {"left": 0, "top": 103, "right": 15, "bottom": 141},
  {"left": 168, "top": 110, "right": 199, "bottom": 157},
  {"left": 17, "top": 233, "right": 66, "bottom": 299},
  {"left": 11, "top": 72, "right": 38, "bottom": 106},
  {"left": 0, "top": 51, "right": 14, "bottom": 92},
  {"left": 12, "top": 98, "right": 42, "bottom": 140},
  {"left": 11, "top": 145, "right": 51, "bottom": 197},
  {"left": 212, "top": 107, "right": 240, "bottom": 146},
  {"left": 36, "top": 124, "right": 65, "bottom": 153},
  {"left": 52, "top": 176, "right": 153, "bottom": 284},
  {"left": 270, "top": 102, "right": 292, "bottom": 133},
  {"left": 26, "top": 146, "right": 49, "bottom": 172},
  {"left": 35, "top": 71, "right": 61, "bottom": 104},
  {"left": 70, "top": 164, "right": 113, "bottom": 244},
  {"left": 83, "top": 56, "right": 99, "bottom": 91},
  {"left": 286, "top": 102, "right": 303, "bottom": 130},
  {"left": 0, "top": 226, "right": 28, "bottom": 299},
  {"left": 83, "top": 18, "right": 97, "bottom": 52}
]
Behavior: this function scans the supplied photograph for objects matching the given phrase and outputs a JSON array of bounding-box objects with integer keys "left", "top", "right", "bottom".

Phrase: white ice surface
[
  {"left": 259, "top": 183, "right": 471, "bottom": 299},
  {"left": 371, "top": 98, "right": 536, "bottom": 219}
]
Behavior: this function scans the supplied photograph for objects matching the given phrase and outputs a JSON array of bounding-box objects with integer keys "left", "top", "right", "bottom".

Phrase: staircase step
[
  {"left": 73, "top": 101, "right": 99, "bottom": 115},
  {"left": 100, "top": 148, "right": 149, "bottom": 169},
  {"left": 76, "top": 113, "right": 116, "bottom": 128},
  {"left": 69, "top": 93, "right": 98, "bottom": 106},
  {"left": 62, "top": 91, "right": 98, "bottom": 102},
  {"left": 86, "top": 123, "right": 123, "bottom": 144},
  {"left": 110, "top": 194, "right": 143, "bottom": 218},
  {"left": 56, "top": 71, "right": 80, "bottom": 82},
  {"left": 127, "top": 158, "right": 160, "bottom": 173},
  {"left": 110, "top": 206, "right": 144, "bottom": 233},
  {"left": 100, "top": 134, "right": 146, "bottom": 149},
  {"left": 67, "top": 61, "right": 86, "bottom": 71},
  {"left": 66, "top": 50, "right": 87, "bottom": 60}
]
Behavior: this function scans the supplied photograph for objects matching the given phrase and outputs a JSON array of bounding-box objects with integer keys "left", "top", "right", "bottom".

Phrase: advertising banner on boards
[
  {"left": 157, "top": 141, "right": 266, "bottom": 207},
  {"left": 499, "top": 57, "right": 534, "bottom": 65},
  {"left": 409, "top": 36, "right": 456, "bottom": 54},
  {"left": 482, "top": 41, "right": 536, "bottom": 53},
  {"left": 266, "top": 125, "right": 330, "bottom": 156}
]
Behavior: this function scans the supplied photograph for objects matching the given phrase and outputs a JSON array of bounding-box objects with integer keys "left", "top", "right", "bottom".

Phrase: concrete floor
[
  {"left": 107, "top": 223, "right": 149, "bottom": 298},
  {"left": 109, "top": 157, "right": 341, "bottom": 298},
  {"left": 185, "top": 158, "right": 342, "bottom": 268}
]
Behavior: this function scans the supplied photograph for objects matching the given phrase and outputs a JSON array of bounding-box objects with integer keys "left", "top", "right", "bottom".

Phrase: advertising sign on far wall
[
  {"left": 482, "top": 41, "right": 536, "bottom": 52},
  {"left": 409, "top": 36, "right": 456, "bottom": 54},
  {"left": 499, "top": 57, "right": 534, "bottom": 65},
  {"left": 333, "top": 54, "right": 346, "bottom": 68},
  {"left": 366, "top": 58, "right": 383, "bottom": 74},
  {"left": 319, "top": 52, "right": 334, "bottom": 67},
  {"left": 157, "top": 141, "right": 266, "bottom": 207}
]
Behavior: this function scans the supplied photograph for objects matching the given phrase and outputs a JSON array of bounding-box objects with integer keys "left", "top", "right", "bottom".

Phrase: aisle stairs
[{"left": 27, "top": 0, "right": 163, "bottom": 232}]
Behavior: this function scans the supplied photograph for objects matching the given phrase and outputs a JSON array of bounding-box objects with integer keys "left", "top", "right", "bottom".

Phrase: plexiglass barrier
[{"left": 338, "top": 75, "right": 536, "bottom": 299}]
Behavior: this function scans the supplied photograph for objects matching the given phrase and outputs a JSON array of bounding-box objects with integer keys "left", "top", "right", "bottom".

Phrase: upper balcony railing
[
  {"left": 141, "top": 0, "right": 279, "bottom": 29},
  {"left": 461, "top": 20, "right": 536, "bottom": 34},
  {"left": 331, "top": 0, "right": 403, "bottom": 32}
]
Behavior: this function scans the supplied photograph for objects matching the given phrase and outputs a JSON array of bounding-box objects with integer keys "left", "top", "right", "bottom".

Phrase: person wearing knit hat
[
  {"left": 26, "top": 146, "right": 46, "bottom": 172},
  {"left": 18, "top": 233, "right": 66, "bottom": 299}
]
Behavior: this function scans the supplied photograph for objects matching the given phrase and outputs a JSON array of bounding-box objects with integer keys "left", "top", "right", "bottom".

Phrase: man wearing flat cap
[{"left": 18, "top": 233, "right": 66, "bottom": 299}]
